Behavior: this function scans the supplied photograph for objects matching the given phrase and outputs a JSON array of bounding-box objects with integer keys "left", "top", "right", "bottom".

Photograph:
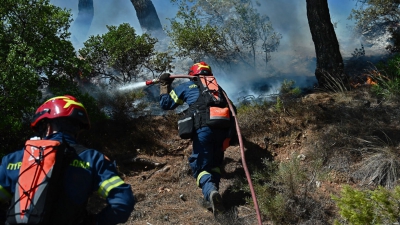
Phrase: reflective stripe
[
  {"left": 178, "top": 117, "right": 192, "bottom": 124},
  {"left": 0, "top": 185, "right": 11, "bottom": 201},
  {"left": 97, "top": 176, "right": 125, "bottom": 198},
  {"left": 169, "top": 90, "right": 183, "bottom": 105},
  {"left": 196, "top": 167, "right": 221, "bottom": 187}
]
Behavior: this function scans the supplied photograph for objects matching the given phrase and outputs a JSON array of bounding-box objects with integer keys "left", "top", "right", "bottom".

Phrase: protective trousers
[{"left": 188, "top": 126, "right": 228, "bottom": 201}]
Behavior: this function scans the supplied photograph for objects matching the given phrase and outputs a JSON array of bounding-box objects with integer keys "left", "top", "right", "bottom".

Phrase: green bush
[
  {"left": 371, "top": 54, "right": 400, "bottom": 99},
  {"left": 332, "top": 185, "right": 400, "bottom": 225},
  {"left": 280, "top": 79, "right": 302, "bottom": 97},
  {"left": 95, "top": 85, "right": 147, "bottom": 120},
  {"left": 241, "top": 155, "right": 326, "bottom": 224}
]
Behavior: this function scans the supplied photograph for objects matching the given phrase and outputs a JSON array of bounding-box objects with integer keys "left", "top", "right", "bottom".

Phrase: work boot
[{"left": 209, "top": 190, "right": 225, "bottom": 217}]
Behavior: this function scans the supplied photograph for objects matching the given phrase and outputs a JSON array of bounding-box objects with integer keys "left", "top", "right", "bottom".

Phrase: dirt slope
[{"left": 84, "top": 86, "right": 400, "bottom": 225}]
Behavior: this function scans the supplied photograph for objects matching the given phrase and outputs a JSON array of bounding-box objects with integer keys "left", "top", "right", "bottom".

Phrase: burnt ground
[{"left": 82, "top": 85, "right": 400, "bottom": 225}]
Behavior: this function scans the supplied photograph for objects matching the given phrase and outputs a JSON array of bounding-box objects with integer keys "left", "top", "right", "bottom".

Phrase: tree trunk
[
  {"left": 73, "top": 0, "right": 94, "bottom": 42},
  {"left": 306, "top": 0, "right": 349, "bottom": 91},
  {"left": 130, "top": 0, "right": 165, "bottom": 39}
]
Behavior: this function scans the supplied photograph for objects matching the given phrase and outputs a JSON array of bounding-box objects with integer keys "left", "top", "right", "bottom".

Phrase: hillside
[{"left": 82, "top": 85, "right": 400, "bottom": 225}]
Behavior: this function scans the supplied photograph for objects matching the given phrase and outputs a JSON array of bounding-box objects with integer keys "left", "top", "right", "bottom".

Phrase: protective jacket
[
  {"left": 160, "top": 80, "right": 199, "bottom": 111},
  {"left": 0, "top": 132, "right": 134, "bottom": 225},
  {"left": 160, "top": 80, "right": 232, "bottom": 201}
]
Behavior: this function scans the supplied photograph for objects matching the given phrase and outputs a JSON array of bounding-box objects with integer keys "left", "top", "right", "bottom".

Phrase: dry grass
[{"left": 352, "top": 141, "right": 400, "bottom": 189}]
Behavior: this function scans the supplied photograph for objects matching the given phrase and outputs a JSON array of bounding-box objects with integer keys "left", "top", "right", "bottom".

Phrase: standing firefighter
[
  {"left": 159, "top": 62, "right": 236, "bottom": 217},
  {"left": 0, "top": 95, "right": 135, "bottom": 225}
]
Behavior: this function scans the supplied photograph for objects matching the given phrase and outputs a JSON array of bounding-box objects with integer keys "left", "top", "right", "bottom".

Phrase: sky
[{"left": 49, "top": 0, "right": 363, "bottom": 99}]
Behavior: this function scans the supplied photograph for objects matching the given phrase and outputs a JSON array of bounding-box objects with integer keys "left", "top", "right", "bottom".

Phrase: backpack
[
  {"left": 6, "top": 139, "right": 83, "bottom": 225},
  {"left": 178, "top": 75, "right": 233, "bottom": 139},
  {"left": 195, "top": 75, "right": 231, "bottom": 129}
]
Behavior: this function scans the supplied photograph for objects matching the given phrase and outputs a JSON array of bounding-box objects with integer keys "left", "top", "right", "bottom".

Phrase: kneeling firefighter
[{"left": 158, "top": 61, "right": 236, "bottom": 216}]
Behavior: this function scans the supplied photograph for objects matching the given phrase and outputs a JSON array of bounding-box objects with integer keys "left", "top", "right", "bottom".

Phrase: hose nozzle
[{"left": 145, "top": 78, "right": 160, "bottom": 86}]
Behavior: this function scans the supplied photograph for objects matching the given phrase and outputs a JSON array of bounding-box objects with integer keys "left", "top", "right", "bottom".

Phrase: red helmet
[
  {"left": 188, "top": 61, "right": 213, "bottom": 76},
  {"left": 31, "top": 95, "right": 90, "bottom": 132}
]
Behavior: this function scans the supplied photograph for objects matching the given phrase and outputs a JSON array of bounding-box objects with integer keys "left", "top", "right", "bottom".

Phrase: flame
[
  {"left": 350, "top": 73, "right": 378, "bottom": 88},
  {"left": 366, "top": 76, "right": 377, "bottom": 85}
]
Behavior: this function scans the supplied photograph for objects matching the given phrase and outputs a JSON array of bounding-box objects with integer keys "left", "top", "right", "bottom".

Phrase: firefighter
[
  {"left": 0, "top": 95, "right": 135, "bottom": 225},
  {"left": 159, "top": 62, "right": 235, "bottom": 217}
]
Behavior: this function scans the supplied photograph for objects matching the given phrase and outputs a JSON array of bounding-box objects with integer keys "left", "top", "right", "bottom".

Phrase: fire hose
[{"left": 146, "top": 75, "right": 263, "bottom": 225}]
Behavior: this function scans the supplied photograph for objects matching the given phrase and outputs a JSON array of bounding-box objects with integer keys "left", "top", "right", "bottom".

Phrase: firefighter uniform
[
  {"left": 0, "top": 132, "right": 135, "bottom": 225},
  {"left": 160, "top": 80, "right": 230, "bottom": 202}
]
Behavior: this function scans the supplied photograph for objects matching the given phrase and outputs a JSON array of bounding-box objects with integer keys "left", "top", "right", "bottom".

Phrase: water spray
[
  {"left": 118, "top": 82, "right": 148, "bottom": 91},
  {"left": 144, "top": 74, "right": 263, "bottom": 225}
]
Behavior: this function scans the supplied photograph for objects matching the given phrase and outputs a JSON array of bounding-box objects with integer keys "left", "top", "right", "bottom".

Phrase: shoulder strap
[{"left": 69, "top": 144, "right": 88, "bottom": 155}]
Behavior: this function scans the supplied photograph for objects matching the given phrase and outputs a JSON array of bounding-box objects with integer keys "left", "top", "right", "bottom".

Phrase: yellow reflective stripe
[
  {"left": 196, "top": 167, "right": 221, "bottom": 187},
  {"left": 169, "top": 90, "right": 183, "bottom": 105},
  {"left": 197, "top": 171, "right": 210, "bottom": 187},
  {"left": 0, "top": 185, "right": 11, "bottom": 201},
  {"left": 97, "top": 176, "right": 125, "bottom": 198}
]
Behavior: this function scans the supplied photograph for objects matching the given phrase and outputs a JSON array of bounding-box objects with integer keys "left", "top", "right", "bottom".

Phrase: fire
[
  {"left": 350, "top": 73, "right": 378, "bottom": 88},
  {"left": 366, "top": 76, "right": 377, "bottom": 85}
]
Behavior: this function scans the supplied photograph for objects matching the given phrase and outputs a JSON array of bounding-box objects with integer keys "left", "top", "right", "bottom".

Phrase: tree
[
  {"left": 350, "top": 0, "right": 400, "bottom": 52},
  {"left": 130, "top": 0, "right": 166, "bottom": 39},
  {"left": 168, "top": 0, "right": 281, "bottom": 76},
  {"left": 71, "top": 0, "right": 94, "bottom": 42},
  {"left": 306, "top": 0, "right": 350, "bottom": 91},
  {"left": 0, "top": 0, "right": 81, "bottom": 152},
  {"left": 78, "top": 23, "right": 173, "bottom": 84}
]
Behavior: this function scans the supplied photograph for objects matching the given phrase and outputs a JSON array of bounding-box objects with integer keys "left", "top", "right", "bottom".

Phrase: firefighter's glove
[
  {"left": 159, "top": 73, "right": 174, "bottom": 86},
  {"left": 159, "top": 73, "right": 173, "bottom": 95}
]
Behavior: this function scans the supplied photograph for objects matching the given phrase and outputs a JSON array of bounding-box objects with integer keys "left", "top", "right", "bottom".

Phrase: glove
[{"left": 159, "top": 73, "right": 174, "bottom": 86}]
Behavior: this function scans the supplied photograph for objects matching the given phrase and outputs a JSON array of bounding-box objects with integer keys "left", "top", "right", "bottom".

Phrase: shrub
[
  {"left": 280, "top": 79, "right": 302, "bottom": 97},
  {"left": 370, "top": 54, "right": 400, "bottom": 99},
  {"left": 333, "top": 185, "right": 400, "bottom": 225},
  {"left": 242, "top": 155, "right": 326, "bottom": 224},
  {"left": 353, "top": 145, "right": 400, "bottom": 189},
  {"left": 95, "top": 84, "right": 147, "bottom": 120}
]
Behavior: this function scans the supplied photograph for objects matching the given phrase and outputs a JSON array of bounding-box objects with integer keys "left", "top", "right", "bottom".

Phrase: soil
[{"left": 83, "top": 85, "right": 400, "bottom": 225}]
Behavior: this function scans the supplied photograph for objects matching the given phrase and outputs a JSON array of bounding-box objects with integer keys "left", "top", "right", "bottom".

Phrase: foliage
[
  {"left": 0, "top": 0, "right": 79, "bottom": 151},
  {"left": 370, "top": 54, "right": 400, "bottom": 98},
  {"left": 351, "top": 44, "right": 366, "bottom": 58},
  {"left": 350, "top": 0, "right": 400, "bottom": 52},
  {"left": 333, "top": 185, "right": 400, "bottom": 225},
  {"left": 167, "top": 0, "right": 281, "bottom": 75},
  {"left": 242, "top": 155, "right": 325, "bottom": 224},
  {"left": 350, "top": 0, "right": 400, "bottom": 31},
  {"left": 95, "top": 86, "right": 147, "bottom": 120},
  {"left": 274, "top": 96, "right": 284, "bottom": 113},
  {"left": 279, "top": 79, "right": 302, "bottom": 97},
  {"left": 79, "top": 23, "right": 173, "bottom": 84}
]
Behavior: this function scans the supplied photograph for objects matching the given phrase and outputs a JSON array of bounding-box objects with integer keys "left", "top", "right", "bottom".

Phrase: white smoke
[{"left": 49, "top": 0, "right": 372, "bottom": 106}]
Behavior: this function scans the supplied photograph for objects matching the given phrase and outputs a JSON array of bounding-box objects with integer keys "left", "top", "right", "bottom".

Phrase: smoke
[{"left": 49, "top": 0, "right": 376, "bottom": 106}]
